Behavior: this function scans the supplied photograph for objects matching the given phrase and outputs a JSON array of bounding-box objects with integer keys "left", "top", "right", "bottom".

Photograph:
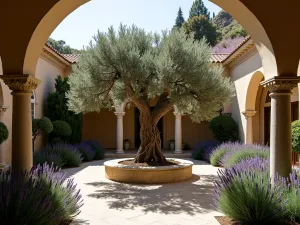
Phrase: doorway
[{"left": 134, "top": 107, "right": 164, "bottom": 149}]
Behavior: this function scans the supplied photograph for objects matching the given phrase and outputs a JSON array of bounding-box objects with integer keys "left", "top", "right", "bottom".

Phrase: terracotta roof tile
[
  {"left": 211, "top": 53, "right": 230, "bottom": 63},
  {"left": 61, "top": 54, "right": 80, "bottom": 63}
]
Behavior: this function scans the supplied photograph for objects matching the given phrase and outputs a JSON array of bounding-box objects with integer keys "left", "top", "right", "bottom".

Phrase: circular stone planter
[{"left": 104, "top": 158, "right": 193, "bottom": 184}]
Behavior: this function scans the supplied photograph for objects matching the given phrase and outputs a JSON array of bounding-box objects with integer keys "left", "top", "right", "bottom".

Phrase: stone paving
[{"left": 64, "top": 159, "right": 223, "bottom": 225}]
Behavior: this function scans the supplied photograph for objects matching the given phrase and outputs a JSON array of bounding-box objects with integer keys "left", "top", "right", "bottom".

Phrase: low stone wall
[{"left": 104, "top": 158, "right": 193, "bottom": 184}]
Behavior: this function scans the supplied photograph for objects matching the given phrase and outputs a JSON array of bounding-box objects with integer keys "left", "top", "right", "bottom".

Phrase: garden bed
[
  {"left": 105, "top": 158, "right": 193, "bottom": 184},
  {"left": 215, "top": 216, "right": 300, "bottom": 225}
]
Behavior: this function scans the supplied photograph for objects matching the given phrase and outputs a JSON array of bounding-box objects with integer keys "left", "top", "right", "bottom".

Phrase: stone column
[
  {"left": 0, "top": 105, "right": 8, "bottom": 163},
  {"left": 174, "top": 112, "right": 182, "bottom": 154},
  {"left": 261, "top": 76, "right": 300, "bottom": 179},
  {"left": 1, "top": 75, "right": 41, "bottom": 173},
  {"left": 242, "top": 110, "right": 256, "bottom": 144},
  {"left": 114, "top": 112, "right": 125, "bottom": 154}
]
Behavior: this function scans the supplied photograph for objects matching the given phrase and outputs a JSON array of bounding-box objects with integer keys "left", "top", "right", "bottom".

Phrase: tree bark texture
[{"left": 134, "top": 110, "right": 167, "bottom": 163}]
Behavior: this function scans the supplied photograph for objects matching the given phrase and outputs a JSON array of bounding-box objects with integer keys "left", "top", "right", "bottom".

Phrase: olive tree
[{"left": 67, "top": 25, "right": 234, "bottom": 163}]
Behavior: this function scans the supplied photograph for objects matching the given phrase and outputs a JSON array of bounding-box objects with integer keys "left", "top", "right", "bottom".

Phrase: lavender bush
[
  {"left": 281, "top": 171, "right": 300, "bottom": 222},
  {"left": 210, "top": 148, "right": 227, "bottom": 166},
  {"left": 84, "top": 140, "right": 105, "bottom": 159},
  {"left": 192, "top": 140, "right": 219, "bottom": 161},
  {"left": 218, "top": 142, "right": 269, "bottom": 167},
  {"left": 213, "top": 157, "right": 286, "bottom": 223},
  {"left": 0, "top": 164, "right": 83, "bottom": 225},
  {"left": 75, "top": 142, "right": 96, "bottom": 161},
  {"left": 33, "top": 151, "right": 65, "bottom": 168},
  {"left": 45, "top": 143, "right": 83, "bottom": 167}
]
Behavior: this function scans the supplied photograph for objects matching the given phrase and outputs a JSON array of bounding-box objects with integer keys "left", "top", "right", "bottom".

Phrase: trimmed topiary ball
[
  {"left": 75, "top": 143, "right": 96, "bottom": 161},
  {"left": 44, "top": 144, "right": 82, "bottom": 167},
  {"left": 84, "top": 140, "right": 105, "bottom": 160},
  {"left": 52, "top": 120, "right": 72, "bottom": 143},
  {"left": 209, "top": 115, "right": 239, "bottom": 142},
  {"left": 0, "top": 163, "right": 83, "bottom": 225},
  {"left": 0, "top": 122, "right": 8, "bottom": 145}
]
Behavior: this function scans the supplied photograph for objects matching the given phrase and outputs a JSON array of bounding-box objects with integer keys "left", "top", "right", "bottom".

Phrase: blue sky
[{"left": 50, "top": 0, "right": 221, "bottom": 50}]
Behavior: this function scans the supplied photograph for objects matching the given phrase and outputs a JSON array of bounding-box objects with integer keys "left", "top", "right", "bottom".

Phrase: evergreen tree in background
[
  {"left": 189, "top": 0, "right": 210, "bottom": 19},
  {"left": 174, "top": 7, "right": 185, "bottom": 28},
  {"left": 183, "top": 15, "right": 219, "bottom": 46},
  {"left": 47, "top": 76, "right": 82, "bottom": 144}
]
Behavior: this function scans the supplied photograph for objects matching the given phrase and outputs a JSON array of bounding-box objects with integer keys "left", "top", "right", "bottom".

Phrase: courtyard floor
[{"left": 64, "top": 159, "right": 223, "bottom": 225}]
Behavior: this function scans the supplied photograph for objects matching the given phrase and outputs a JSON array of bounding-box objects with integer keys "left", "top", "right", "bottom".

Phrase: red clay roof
[
  {"left": 211, "top": 53, "right": 230, "bottom": 63},
  {"left": 61, "top": 54, "right": 80, "bottom": 63}
]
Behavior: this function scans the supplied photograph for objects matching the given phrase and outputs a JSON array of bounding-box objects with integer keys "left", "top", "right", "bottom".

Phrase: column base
[
  {"left": 174, "top": 150, "right": 183, "bottom": 154},
  {"left": 116, "top": 150, "right": 124, "bottom": 154}
]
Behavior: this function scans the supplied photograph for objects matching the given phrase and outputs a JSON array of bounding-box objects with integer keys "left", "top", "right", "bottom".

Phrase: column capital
[
  {"left": 1, "top": 75, "right": 41, "bottom": 93},
  {"left": 114, "top": 112, "right": 125, "bottom": 118},
  {"left": 242, "top": 110, "right": 256, "bottom": 118},
  {"left": 173, "top": 112, "right": 182, "bottom": 119},
  {"left": 260, "top": 76, "right": 300, "bottom": 93}
]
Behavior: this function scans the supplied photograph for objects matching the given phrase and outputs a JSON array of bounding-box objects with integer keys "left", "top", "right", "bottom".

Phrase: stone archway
[
  {"left": 243, "top": 71, "right": 264, "bottom": 144},
  {"left": 0, "top": 0, "right": 299, "bottom": 177}
]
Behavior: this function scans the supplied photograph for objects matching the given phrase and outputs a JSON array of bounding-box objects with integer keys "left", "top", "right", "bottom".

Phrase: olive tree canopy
[{"left": 67, "top": 24, "right": 234, "bottom": 163}]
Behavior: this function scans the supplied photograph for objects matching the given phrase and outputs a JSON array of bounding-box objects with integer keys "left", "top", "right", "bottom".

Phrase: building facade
[{"left": 0, "top": 37, "right": 298, "bottom": 164}]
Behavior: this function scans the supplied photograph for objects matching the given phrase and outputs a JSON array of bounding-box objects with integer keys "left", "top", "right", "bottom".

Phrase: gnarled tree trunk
[{"left": 134, "top": 109, "right": 167, "bottom": 163}]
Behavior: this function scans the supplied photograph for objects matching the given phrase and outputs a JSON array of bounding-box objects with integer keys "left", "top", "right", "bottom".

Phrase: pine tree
[
  {"left": 213, "top": 12, "right": 216, "bottom": 19},
  {"left": 189, "top": 0, "right": 210, "bottom": 19},
  {"left": 67, "top": 24, "right": 234, "bottom": 163},
  {"left": 174, "top": 7, "right": 185, "bottom": 28}
]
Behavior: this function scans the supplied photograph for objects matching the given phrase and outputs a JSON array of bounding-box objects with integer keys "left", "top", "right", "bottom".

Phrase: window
[{"left": 31, "top": 91, "right": 36, "bottom": 119}]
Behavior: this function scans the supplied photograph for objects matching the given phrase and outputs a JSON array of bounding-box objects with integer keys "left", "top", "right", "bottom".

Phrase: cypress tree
[
  {"left": 189, "top": 0, "right": 210, "bottom": 19},
  {"left": 174, "top": 7, "right": 185, "bottom": 28}
]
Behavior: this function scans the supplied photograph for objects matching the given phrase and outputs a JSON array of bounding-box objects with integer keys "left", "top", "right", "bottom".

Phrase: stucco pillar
[
  {"left": 242, "top": 110, "right": 256, "bottom": 144},
  {"left": 261, "top": 76, "right": 300, "bottom": 180},
  {"left": 1, "top": 75, "right": 41, "bottom": 173},
  {"left": 0, "top": 105, "right": 8, "bottom": 163},
  {"left": 114, "top": 112, "right": 125, "bottom": 154},
  {"left": 174, "top": 112, "right": 182, "bottom": 154}
]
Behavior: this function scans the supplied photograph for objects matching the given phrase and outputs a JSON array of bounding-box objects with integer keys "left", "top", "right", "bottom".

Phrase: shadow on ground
[{"left": 85, "top": 172, "right": 218, "bottom": 216}]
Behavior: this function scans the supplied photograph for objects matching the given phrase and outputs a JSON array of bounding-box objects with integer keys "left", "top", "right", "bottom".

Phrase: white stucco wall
[{"left": 229, "top": 52, "right": 263, "bottom": 143}]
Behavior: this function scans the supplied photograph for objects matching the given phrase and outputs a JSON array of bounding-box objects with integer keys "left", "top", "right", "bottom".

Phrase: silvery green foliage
[{"left": 67, "top": 24, "right": 234, "bottom": 122}]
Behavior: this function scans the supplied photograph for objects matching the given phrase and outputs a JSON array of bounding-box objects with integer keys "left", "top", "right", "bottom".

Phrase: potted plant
[
  {"left": 124, "top": 139, "right": 130, "bottom": 150},
  {"left": 169, "top": 140, "right": 175, "bottom": 151}
]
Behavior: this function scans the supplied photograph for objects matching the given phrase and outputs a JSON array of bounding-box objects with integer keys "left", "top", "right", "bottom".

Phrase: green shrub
[
  {"left": 47, "top": 76, "right": 83, "bottom": 144},
  {"left": 45, "top": 144, "right": 82, "bottom": 167},
  {"left": 84, "top": 140, "right": 105, "bottom": 159},
  {"left": 32, "top": 117, "right": 53, "bottom": 150},
  {"left": 210, "top": 148, "right": 227, "bottom": 166},
  {"left": 75, "top": 143, "right": 96, "bottom": 161},
  {"left": 51, "top": 120, "right": 72, "bottom": 143},
  {"left": 292, "top": 120, "right": 300, "bottom": 153},
  {"left": 209, "top": 115, "right": 238, "bottom": 142},
  {"left": 0, "top": 122, "right": 8, "bottom": 144},
  {"left": 224, "top": 150, "right": 270, "bottom": 168},
  {"left": 33, "top": 151, "right": 65, "bottom": 168}
]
